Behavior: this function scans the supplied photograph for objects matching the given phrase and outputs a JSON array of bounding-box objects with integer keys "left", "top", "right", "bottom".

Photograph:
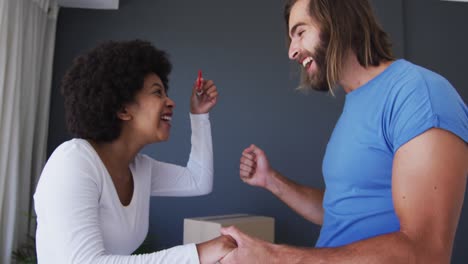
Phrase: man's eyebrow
[{"left": 290, "top": 22, "right": 306, "bottom": 37}]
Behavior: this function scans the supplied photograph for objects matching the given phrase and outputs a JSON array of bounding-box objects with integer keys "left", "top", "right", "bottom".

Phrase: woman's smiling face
[{"left": 123, "top": 73, "right": 175, "bottom": 143}]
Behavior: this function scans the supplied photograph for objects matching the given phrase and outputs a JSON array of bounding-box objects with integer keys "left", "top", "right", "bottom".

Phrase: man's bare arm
[
  {"left": 266, "top": 170, "right": 325, "bottom": 225},
  {"left": 226, "top": 129, "right": 467, "bottom": 264}
]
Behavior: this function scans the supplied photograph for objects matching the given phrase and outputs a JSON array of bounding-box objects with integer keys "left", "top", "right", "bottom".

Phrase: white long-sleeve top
[{"left": 34, "top": 113, "right": 213, "bottom": 264}]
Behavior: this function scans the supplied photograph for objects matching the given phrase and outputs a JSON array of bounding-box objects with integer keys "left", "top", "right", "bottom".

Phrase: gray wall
[{"left": 46, "top": 0, "right": 467, "bottom": 261}]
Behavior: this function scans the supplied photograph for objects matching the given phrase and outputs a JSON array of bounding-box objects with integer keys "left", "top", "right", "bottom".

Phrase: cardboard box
[{"left": 183, "top": 214, "right": 275, "bottom": 244}]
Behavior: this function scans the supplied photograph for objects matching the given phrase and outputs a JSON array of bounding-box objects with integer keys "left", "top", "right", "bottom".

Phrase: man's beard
[{"left": 299, "top": 39, "right": 328, "bottom": 92}]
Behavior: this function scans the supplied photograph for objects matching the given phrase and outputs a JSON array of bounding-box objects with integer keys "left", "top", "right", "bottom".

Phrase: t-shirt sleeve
[
  {"left": 387, "top": 74, "right": 468, "bottom": 153},
  {"left": 148, "top": 113, "right": 214, "bottom": 196},
  {"left": 34, "top": 147, "right": 200, "bottom": 264}
]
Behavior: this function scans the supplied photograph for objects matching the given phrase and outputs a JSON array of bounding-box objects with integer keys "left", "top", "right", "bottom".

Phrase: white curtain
[{"left": 0, "top": 0, "right": 58, "bottom": 262}]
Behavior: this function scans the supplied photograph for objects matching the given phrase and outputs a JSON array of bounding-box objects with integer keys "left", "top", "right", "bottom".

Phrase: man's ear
[{"left": 117, "top": 106, "right": 132, "bottom": 121}]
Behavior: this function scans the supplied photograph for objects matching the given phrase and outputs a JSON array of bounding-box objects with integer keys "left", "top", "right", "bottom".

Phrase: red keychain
[{"left": 196, "top": 70, "right": 203, "bottom": 96}]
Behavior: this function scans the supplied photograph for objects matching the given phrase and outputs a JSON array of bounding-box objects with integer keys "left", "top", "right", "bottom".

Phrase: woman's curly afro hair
[{"left": 61, "top": 39, "right": 172, "bottom": 142}]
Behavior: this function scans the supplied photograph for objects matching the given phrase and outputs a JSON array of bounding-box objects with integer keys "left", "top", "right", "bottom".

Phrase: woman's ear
[{"left": 117, "top": 106, "right": 132, "bottom": 121}]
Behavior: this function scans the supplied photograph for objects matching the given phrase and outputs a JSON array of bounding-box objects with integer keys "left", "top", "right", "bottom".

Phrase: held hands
[
  {"left": 239, "top": 144, "right": 275, "bottom": 189},
  {"left": 196, "top": 235, "right": 237, "bottom": 264},
  {"left": 190, "top": 75, "right": 218, "bottom": 114},
  {"left": 220, "top": 226, "right": 275, "bottom": 264}
]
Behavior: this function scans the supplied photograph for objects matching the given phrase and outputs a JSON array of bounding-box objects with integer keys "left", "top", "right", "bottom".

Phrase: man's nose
[{"left": 288, "top": 41, "right": 300, "bottom": 60}]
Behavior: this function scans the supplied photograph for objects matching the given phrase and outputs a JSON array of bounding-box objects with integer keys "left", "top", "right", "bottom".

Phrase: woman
[{"left": 34, "top": 40, "right": 235, "bottom": 263}]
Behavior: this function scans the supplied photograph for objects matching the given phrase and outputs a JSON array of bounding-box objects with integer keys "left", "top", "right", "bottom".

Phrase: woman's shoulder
[
  {"left": 132, "top": 152, "right": 161, "bottom": 169},
  {"left": 48, "top": 138, "right": 98, "bottom": 164},
  {"left": 35, "top": 139, "right": 104, "bottom": 201},
  {"left": 41, "top": 138, "right": 104, "bottom": 182}
]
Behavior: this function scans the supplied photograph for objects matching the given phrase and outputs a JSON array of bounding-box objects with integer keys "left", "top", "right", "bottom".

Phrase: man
[{"left": 221, "top": 0, "right": 468, "bottom": 263}]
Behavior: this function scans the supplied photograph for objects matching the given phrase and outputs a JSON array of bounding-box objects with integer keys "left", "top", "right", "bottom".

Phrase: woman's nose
[{"left": 166, "top": 97, "right": 175, "bottom": 108}]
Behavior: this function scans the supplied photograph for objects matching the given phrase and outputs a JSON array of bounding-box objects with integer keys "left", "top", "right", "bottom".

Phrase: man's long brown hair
[{"left": 284, "top": 0, "right": 395, "bottom": 92}]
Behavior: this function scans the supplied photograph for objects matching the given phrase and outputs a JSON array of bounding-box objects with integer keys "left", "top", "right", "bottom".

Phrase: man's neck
[{"left": 339, "top": 52, "right": 393, "bottom": 93}]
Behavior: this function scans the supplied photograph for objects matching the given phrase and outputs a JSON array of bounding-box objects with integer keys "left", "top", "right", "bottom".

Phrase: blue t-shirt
[{"left": 316, "top": 59, "right": 468, "bottom": 248}]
